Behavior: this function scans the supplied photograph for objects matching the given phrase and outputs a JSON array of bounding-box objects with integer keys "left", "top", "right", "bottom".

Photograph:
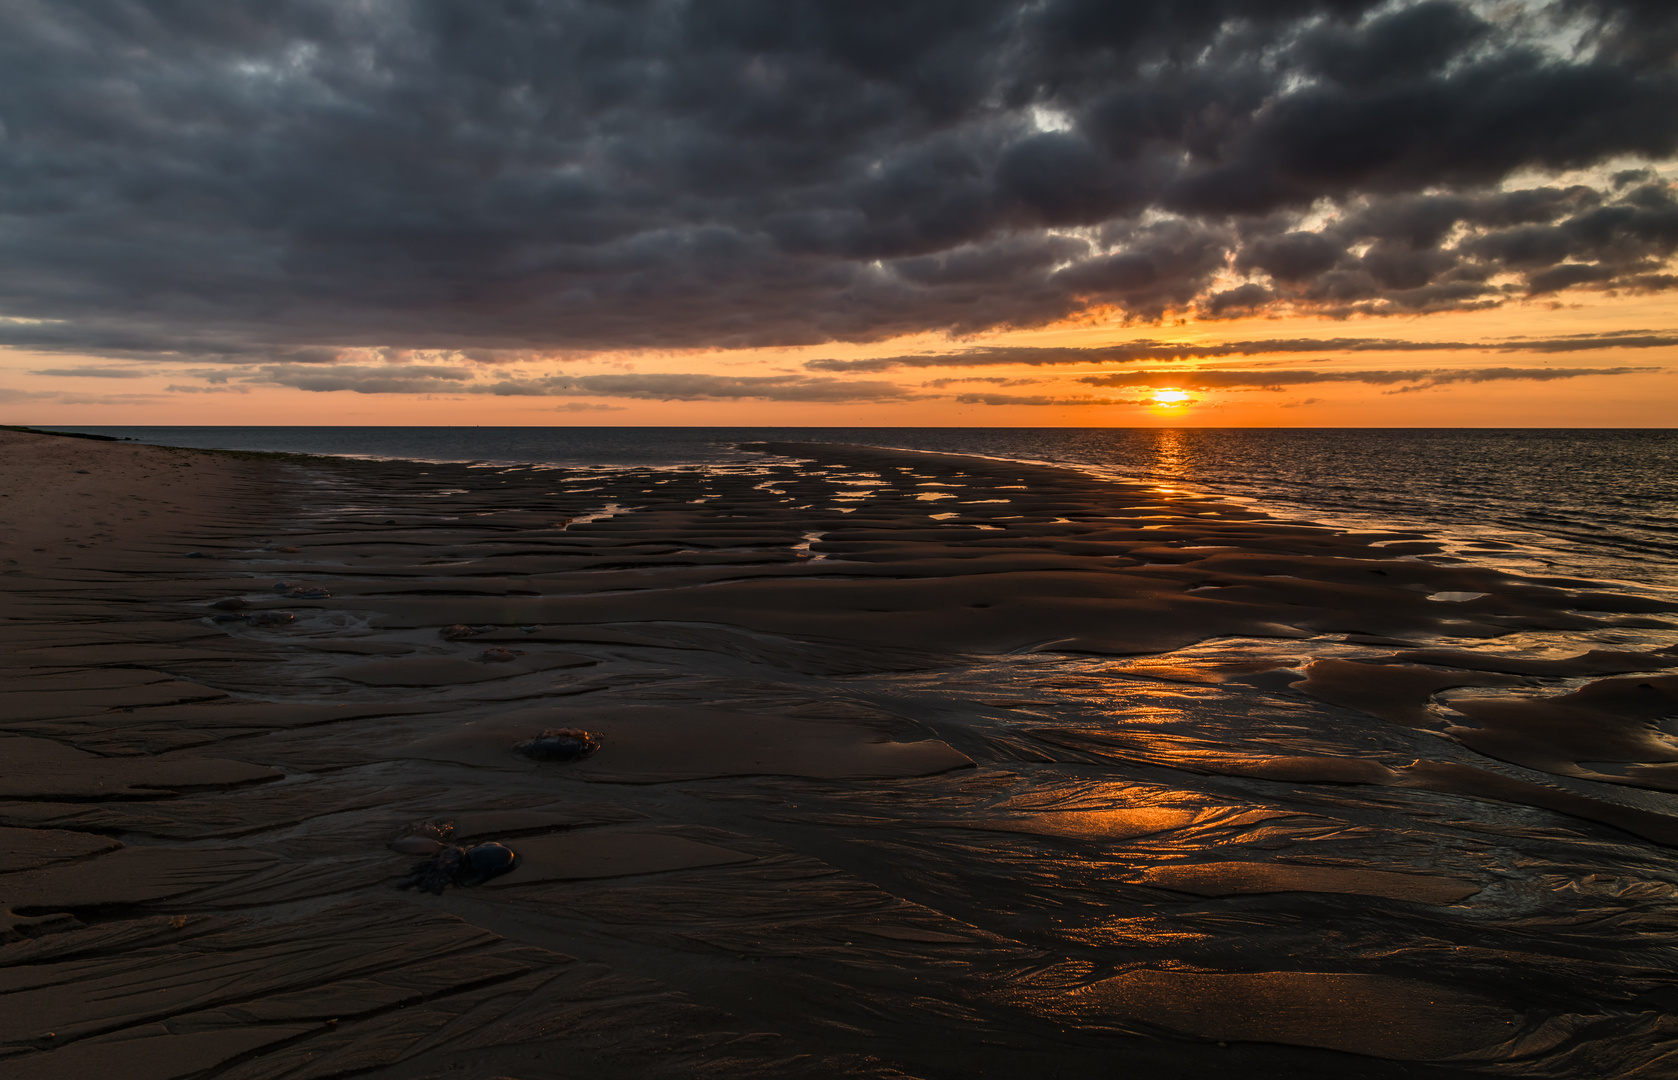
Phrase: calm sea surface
[{"left": 43, "top": 426, "right": 1678, "bottom": 590}]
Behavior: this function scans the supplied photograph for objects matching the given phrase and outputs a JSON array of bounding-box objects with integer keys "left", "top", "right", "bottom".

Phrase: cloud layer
[
  {"left": 801, "top": 331, "right": 1678, "bottom": 372},
  {"left": 242, "top": 357, "right": 1659, "bottom": 403},
  {"left": 0, "top": 0, "right": 1673, "bottom": 378},
  {"left": 1080, "top": 364, "right": 1659, "bottom": 393}
]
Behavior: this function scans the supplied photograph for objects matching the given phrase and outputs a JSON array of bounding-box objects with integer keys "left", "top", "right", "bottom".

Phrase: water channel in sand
[{"left": 3, "top": 428, "right": 1678, "bottom": 1078}]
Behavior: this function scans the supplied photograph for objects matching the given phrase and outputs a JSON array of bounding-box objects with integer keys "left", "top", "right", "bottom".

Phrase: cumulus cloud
[
  {"left": 1221, "top": 182, "right": 1678, "bottom": 317},
  {"left": 0, "top": 0, "right": 1670, "bottom": 372}
]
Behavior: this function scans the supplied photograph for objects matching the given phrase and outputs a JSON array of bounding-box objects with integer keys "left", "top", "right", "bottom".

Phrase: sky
[{"left": 0, "top": 0, "right": 1674, "bottom": 427}]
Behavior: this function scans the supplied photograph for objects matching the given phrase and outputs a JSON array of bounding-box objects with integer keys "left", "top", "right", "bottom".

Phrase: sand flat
[
  {"left": 5, "top": 427, "right": 1677, "bottom": 1077},
  {"left": 332, "top": 650, "right": 596, "bottom": 686},
  {"left": 1142, "top": 862, "right": 1481, "bottom": 904},
  {"left": 487, "top": 829, "right": 757, "bottom": 885},
  {"left": 396, "top": 704, "right": 974, "bottom": 781},
  {"left": 0, "top": 826, "right": 121, "bottom": 874},
  {"left": 2, "top": 1026, "right": 322, "bottom": 1080},
  {"left": 4, "top": 845, "right": 282, "bottom": 912},
  {"left": 0, "top": 735, "right": 281, "bottom": 799},
  {"left": 1031, "top": 969, "right": 1520, "bottom": 1059}
]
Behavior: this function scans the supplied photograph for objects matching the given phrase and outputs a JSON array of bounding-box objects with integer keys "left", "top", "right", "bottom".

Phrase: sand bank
[{"left": 4, "top": 427, "right": 1678, "bottom": 1078}]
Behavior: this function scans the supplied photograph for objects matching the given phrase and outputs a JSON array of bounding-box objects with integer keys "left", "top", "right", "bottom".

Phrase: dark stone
[
  {"left": 458, "top": 842, "right": 519, "bottom": 886},
  {"left": 513, "top": 728, "right": 602, "bottom": 762},
  {"left": 396, "top": 841, "right": 518, "bottom": 894}
]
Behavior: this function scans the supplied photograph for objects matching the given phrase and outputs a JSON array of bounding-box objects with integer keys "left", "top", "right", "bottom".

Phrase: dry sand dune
[{"left": 4, "top": 427, "right": 1678, "bottom": 1078}]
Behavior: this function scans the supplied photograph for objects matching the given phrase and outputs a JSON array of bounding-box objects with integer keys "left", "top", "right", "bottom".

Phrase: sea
[{"left": 40, "top": 426, "right": 1678, "bottom": 591}]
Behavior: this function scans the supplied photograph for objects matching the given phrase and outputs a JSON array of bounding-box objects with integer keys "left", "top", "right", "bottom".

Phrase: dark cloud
[
  {"left": 1202, "top": 283, "right": 1275, "bottom": 316},
  {"left": 219, "top": 350, "right": 1660, "bottom": 403},
  {"left": 28, "top": 366, "right": 147, "bottom": 378},
  {"left": 0, "top": 0, "right": 1672, "bottom": 370},
  {"left": 1374, "top": 367, "right": 1661, "bottom": 392},
  {"left": 953, "top": 393, "right": 1157, "bottom": 407},
  {"left": 921, "top": 376, "right": 1042, "bottom": 388},
  {"left": 255, "top": 364, "right": 476, "bottom": 394},
  {"left": 1505, "top": 331, "right": 1678, "bottom": 351},
  {"left": 1079, "top": 365, "right": 1659, "bottom": 391},
  {"left": 1217, "top": 181, "right": 1678, "bottom": 316},
  {"left": 247, "top": 365, "right": 919, "bottom": 402},
  {"left": 803, "top": 331, "right": 1678, "bottom": 372},
  {"left": 473, "top": 373, "right": 920, "bottom": 403},
  {"left": 0, "top": 386, "right": 156, "bottom": 405},
  {"left": 164, "top": 384, "right": 249, "bottom": 394}
]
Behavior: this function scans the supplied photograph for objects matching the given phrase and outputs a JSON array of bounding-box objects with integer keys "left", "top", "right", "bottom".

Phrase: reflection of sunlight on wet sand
[
  {"left": 1142, "top": 862, "right": 1480, "bottom": 904},
  {"left": 949, "top": 806, "right": 1202, "bottom": 839}
]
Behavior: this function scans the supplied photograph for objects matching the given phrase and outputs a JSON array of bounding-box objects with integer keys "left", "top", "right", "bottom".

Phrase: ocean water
[{"left": 42, "top": 425, "right": 1678, "bottom": 590}]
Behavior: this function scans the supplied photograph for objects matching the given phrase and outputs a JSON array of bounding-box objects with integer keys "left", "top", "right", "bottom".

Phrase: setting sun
[{"left": 1151, "top": 390, "right": 1190, "bottom": 406}]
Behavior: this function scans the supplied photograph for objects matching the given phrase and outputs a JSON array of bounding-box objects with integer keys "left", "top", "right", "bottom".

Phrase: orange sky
[{"left": 3, "top": 289, "right": 1672, "bottom": 427}]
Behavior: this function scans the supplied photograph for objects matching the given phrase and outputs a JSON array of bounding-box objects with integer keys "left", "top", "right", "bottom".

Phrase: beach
[{"left": 4, "top": 425, "right": 1678, "bottom": 1079}]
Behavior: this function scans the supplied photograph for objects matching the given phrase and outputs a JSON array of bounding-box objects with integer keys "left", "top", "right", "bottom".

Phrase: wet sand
[{"left": 4, "top": 426, "right": 1678, "bottom": 1078}]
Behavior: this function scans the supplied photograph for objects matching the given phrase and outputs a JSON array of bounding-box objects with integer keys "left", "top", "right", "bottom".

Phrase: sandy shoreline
[{"left": 4, "top": 426, "right": 1678, "bottom": 1078}]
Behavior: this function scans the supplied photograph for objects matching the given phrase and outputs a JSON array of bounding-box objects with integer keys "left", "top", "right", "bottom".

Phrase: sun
[{"left": 1150, "top": 389, "right": 1190, "bottom": 406}]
